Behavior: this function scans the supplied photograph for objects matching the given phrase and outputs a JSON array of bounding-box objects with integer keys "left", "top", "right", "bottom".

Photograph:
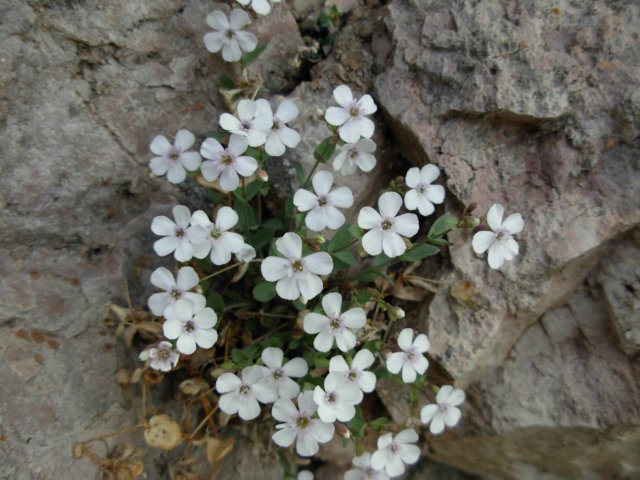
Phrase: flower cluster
[{"left": 136, "top": 8, "right": 528, "bottom": 476}]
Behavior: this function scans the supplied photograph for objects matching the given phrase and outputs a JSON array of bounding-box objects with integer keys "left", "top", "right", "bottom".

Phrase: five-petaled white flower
[
  {"left": 358, "top": 191, "right": 419, "bottom": 258},
  {"left": 272, "top": 390, "right": 335, "bottom": 457},
  {"left": 472, "top": 203, "right": 524, "bottom": 269},
  {"left": 329, "top": 349, "right": 377, "bottom": 394},
  {"left": 139, "top": 341, "right": 180, "bottom": 372},
  {"left": 236, "top": 0, "right": 282, "bottom": 15},
  {"left": 420, "top": 385, "right": 465, "bottom": 435},
  {"left": 303, "top": 292, "right": 366, "bottom": 352},
  {"left": 190, "top": 207, "right": 245, "bottom": 265},
  {"left": 344, "top": 452, "right": 390, "bottom": 480},
  {"left": 333, "top": 139, "right": 377, "bottom": 176},
  {"left": 385, "top": 328, "right": 429, "bottom": 383},
  {"left": 200, "top": 134, "right": 258, "bottom": 192},
  {"left": 293, "top": 171, "right": 354, "bottom": 232},
  {"left": 203, "top": 9, "right": 258, "bottom": 63},
  {"left": 404, "top": 165, "right": 445, "bottom": 216},
  {"left": 216, "top": 365, "right": 278, "bottom": 420},
  {"left": 261, "top": 232, "right": 333, "bottom": 300},
  {"left": 325, "top": 85, "right": 377, "bottom": 144},
  {"left": 151, "top": 205, "right": 207, "bottom": 262},
  {"left": 313, "top": 373, "right": 361, "bottom": 423},
  {"left": 148, "top": 266, "right": 206, "bottom": 317},
  {"left": 219, "top": 99, "right": 273, "bottom": 147},
  {"left": 149, "top": 130, "right": 201, "bottom": 184},
  {"left": 163, "top": 299, "right": 218, "bottom": 355},
  {"left": 370, "top": 429, "right": 421, "bottom": 477},
  {"left": 260, "top": 99, "right": 301, "bottom": 156},
  {"left": 261, "top": 347, "right": 308, "bottom": 399}
]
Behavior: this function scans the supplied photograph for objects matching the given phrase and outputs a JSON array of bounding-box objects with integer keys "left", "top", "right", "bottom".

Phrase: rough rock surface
[
  {"left": 375, "top": 0, "right": 640, "bottom": 385},
  {"left": 373, "top": 0, "right": 640, "bottom": 478},
  {"left": 0, "top": 0, "right": 302, "bottom": 478}
]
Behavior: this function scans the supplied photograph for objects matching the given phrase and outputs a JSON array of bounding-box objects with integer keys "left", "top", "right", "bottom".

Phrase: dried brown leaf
[
  {"left": 143, "top": 415, "right": 182, "bottom": 450},
  {"left": 179, "top": 378, "right": 209, "bottom": 396},
  {"left": 130, "top": 460, "right": 144, "bottom": 477},
  {"left": 73, "top": 443, "right": 84, "bottom": 459},
  {"left": 451, "top": 279, "right": 475, "bottom": 303},
  {"left": 130, "top": 368, "right": 143, "bottom": 384},
  {"left": 206, "top": 437, "right": 234, "bottom": 465},
  {"left": 115, "top": 369, "right": 131, "bottom": 385},
  {"left": 124, "top": 325, "right": 138, "bottom": 347}
]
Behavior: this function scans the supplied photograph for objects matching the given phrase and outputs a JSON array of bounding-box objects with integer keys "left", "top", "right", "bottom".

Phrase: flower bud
[
  {"left": 403, "top": 237, "right": 413, "bottom": 250},
  {"left": 256, "top": 169, "right": 269, "bottom": 182},
  {"left": 335, "top": 423, "right": 351, "bottom": 439},
  {"left": 459, "top": 215, "right": 480, "bottom": 230}
]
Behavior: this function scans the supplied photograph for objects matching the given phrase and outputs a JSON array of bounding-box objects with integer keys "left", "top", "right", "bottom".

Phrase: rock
[
  {"left": 596, "top": 231, "right": 640, "bottom": 355},
  {"left": 375, "top": 0, "right": 640, "bottom": 385}
]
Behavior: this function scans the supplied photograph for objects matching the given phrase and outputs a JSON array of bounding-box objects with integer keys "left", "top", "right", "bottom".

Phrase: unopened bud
[
  {"left": 335, "top": 423, "right": 351, "bottom": 439},
  {"left": 256, "top": 169, "right": 269, "bottom": 182},
  {"left": 395, "top": 307, "right": 405, "bottom": 319},
  {"left": 313, "top": 234, "right": 326, "bottom": 245},
  {"left": 403, "top": 237, "right": 413, "bottom": 250},
  {"left": 388, "top": 306, "right": 405, "bottom": 321},
  {"left": 459, "top": 215, "right": 481, "bottom": 230}
]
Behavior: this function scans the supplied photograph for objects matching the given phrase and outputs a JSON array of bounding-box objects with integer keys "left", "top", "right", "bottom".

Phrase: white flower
[
  {"left": 332, "top": 139, "right": 376, "bottom": 176},
  {"left": 344, "top": 452, "right": 390, "bottom": 480},
  {"left": 293, "top": 171, "right": 354, "bottom": 232},
  {"left": 236, "top": 0, "right": 282, "bottom": 16},
  {"left": 297, "top": 471, "right": 313, "bottom": 480},
  {"left": 200, "top": 134, "right": 258, "bottom": 192},
  {"left": 151, "top": 205, "right": 207, "bottom": 262},
  {"left": 325, "top": 85, "right": 377, "bottom": 144},
  {"left": 385, "top": 328, "right": 429, "bottom": 383},
  {"left": 139, "top": 341, "right": 180, "bottom": 372},
  {"left": 420, "top": 385, "right": 465, "bottom": 435},
  {"left": 163, "top": 299, "right": 218, "bottom": 355},
  {"left": 216, "top": 365, "right": 278, "bottom": 420},
  {"left": 272, "top": 390, "right": 335, "bottom": 457},
  {"left": 370, "top": 429, "right": 420, "bottom": 477},
  {"left": 147, "top": 266, "right": 206, "bottom": 317},
  {"left": 303, "top": 292, "right": 366, "bottom": 352},
  {"left": 313, "top": 373, "right": 362, "bottom": 423},
  {"left": 472, "top": 203, "right": 524, "bottom": 269},
  {"left": 219, "top": 99, "right": 273, "bottom": 147},
  {"left": 261, "top": 232, "right": 333, "bottom": 300},
  {"left": 149, "top": 130, "right": 201, "bottom": 184},
  {"left": 404, "top": 165, "right": 445, "bottom": 216},
  {"left": 358, "top": 192, "right": 419, "bottom": 258},
  {"left": 235, "top": 242, "right": 257, "bottom": 262},
  {"left": 203, "top": 9, "right": 258, "bottom": 63},
  {"left": 261, "top": 347, "right": 308, "bottom": 399},
  {"left": 262, "top": 99, "right": 301, "bottom": 156},
  {"left": 329, "top": 349, "right": 376, "bottom": 393},
  {"left": 190, "top": 207, "right": 245, "bottom": 265}
]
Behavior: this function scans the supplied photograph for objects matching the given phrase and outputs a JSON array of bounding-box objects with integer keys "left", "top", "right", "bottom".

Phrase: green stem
[{"left": 199, "top": 259, "right": 262, "bottom": 282}]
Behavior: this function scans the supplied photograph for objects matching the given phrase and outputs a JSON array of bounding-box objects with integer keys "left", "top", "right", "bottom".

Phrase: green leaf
[
  {"left": 262, "top": 218, "right": 284, "bottom": 230},
  {"left": 292, "top": 298, "right": 306, "bottom": 311},
  {"left": 207, "top": 292, "right": 225, "bottom": 314},
  {"left": 208, "top": 189, "right": 225, "bottom": 204},
  {"left": 239, "top": 43, "right": 268, "bottom": 68},
  {"left": 231, "top": 348, "right": 252, "bottom": 368},
  {"left": 369, "top": 417, "right": 388, "bottom": 431},
  {"left": 219, "top": 74, "right": 236, "bottom": 90},
  {"left": 333, "top": 251, "right": 357, "bottom": 267},
  {"left": 253, "top": 282, "right": 277, "bottom": 302},
  {"left": 234, "top": 195, "right": 257, "bottom": 229},
  {"left": 327, "top": 224, "right": 353, "bottom": 252},
  {"left": 218, "top": 361, "right": 236, "bottom": 369},
  {"left": 428, "top": 212, "right": 459, "bottom": 238},
  {"left": 399, "top": 244, "right": 440, "bottom": 262},
  {"left": 371, "top": 253, "right": 391, "bottom": 268},
  {"left": 349, "top": 225, "right": 365, "bottom": 239},
  {"left": 356, "top": 290, "right": 371, "bottom": 305},
  {"left": 206, "top": 131, "right": 227, "bottom": 143},
  {"left": 428, "top": 236, "right": 454, "bottom": 246},
  {"left": 242, "top": 179, "right": 264, "bottom": 201},
  {"left": 313, "top": 136, "right": 337, "bottom": 164},
  {"left": 291, "top": 160, "right": 306, "bottom": 184},
  {"left": 250, "top": 228, "right": 275, "bottom": 249},
  {"left": 313, "top": 353, "right": 330, "bottom": 369}
]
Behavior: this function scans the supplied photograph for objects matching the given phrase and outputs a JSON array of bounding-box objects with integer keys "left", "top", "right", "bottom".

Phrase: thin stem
[
  {"left": 302, "top": 158, "right": 321, "bottom": 187},
  {"left": 199, "top": 259, "right": 262, "bottom": 282}
]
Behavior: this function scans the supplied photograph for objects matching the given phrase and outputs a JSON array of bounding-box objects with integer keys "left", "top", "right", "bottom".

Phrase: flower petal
[
  {"left": 282, "top": 357, "right": 308, "bottom": 378},
  {"left": 321, "top": 292, "right": 342, "bottom": 319},
  {"left": 174, "top": 129, "right": 195, "bottom": 151},
  {"left": 378, "top": 191, "right": 403, "bottom": 218},
  {"left": 325, "top": 106, "right": 348, "bottom": 126},
  {"left": 276, "top": 276, "right": 299, "bottom": 300},
  {"left": 503, "top": 213, "right": 524, "bottom": 234},
  {"left": 312, "top": 170, "right": 334, "bottom": 196},
  {"left": 472, "top": 231, "right": 495, "bottom": 254},
  {"left": 276, "top": 99, "right": 298, "bottom": 123},
  {"left": 412, "top": 333, "right": 430, "bottom": 353},
  {"left": 297, "top": 273, "right": 323, "bottom": 300},
  {"left": 261, "top": 347, "right": 283, "bottom": 369},
  {"left": 329, "top": 355, "right": 349, "bottom": 373},
  {"left": 341, "top": 307, "right": 366, "bottom": 329},
  {"left": 352, "top": 349, "right": 375, "bottom": 369},
  {"left": 394, "top": 213, "right": 419, "bottom": 238},
  {"left": 273, "top": 427, "right": 297, "bottom": 447},
  {"left": 304, "top": 252, "right": 332, "bottom": 275},
  {"left": 303, "top": 313, "right": 329, "bottom": 334},
  {"left": 276, "top": 232, "right": 302, "bottom": 259},
  {"left": 327, "top": 186, "right": 353, "bottom": 208},
  {"left": 206, "top": 10, "right": 229, "bottom": 30},
  {"left": 150, "top": 135, "right": 171, "bottom": 155},
  {"left": 488, "top": 242, "right": 506, "bottom": 269},
  {"left": 235, "top": 30, "right": 258, "bottom": 52},
  {"left": 486, "top": 203, "right": 504, "bottom": 231},
  {"left": 261, "top": 256, "right": 289, "bottom": 281},
  {"left": 397, "top": 328, "right": 414, "bottom": 351},
  {"left": 151, "top": 267, "right": 176, "bottom": 290},
  {"left": 293, "top": 189, "right": 318, "bottom": 212},
  {"left": 420, "top": 404, "right": 438, "bottom": 424},
  {"left": 229, "top": 8, "right": 251, "bottom": 30},
  {"left": 385, "top": 352, "right": 404, "bottom": 374},
  {"left": 382, "top": 231, "right": 406, "bottom": 258},
  {"left": 357, "top": 207, "right": 381, "bottom": 231},
  {"left": 361, "top": 228, "right": 383, "bottom": 256},
  {"left": 333, "top": 84, "right": 354, "bottom": 108}
]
